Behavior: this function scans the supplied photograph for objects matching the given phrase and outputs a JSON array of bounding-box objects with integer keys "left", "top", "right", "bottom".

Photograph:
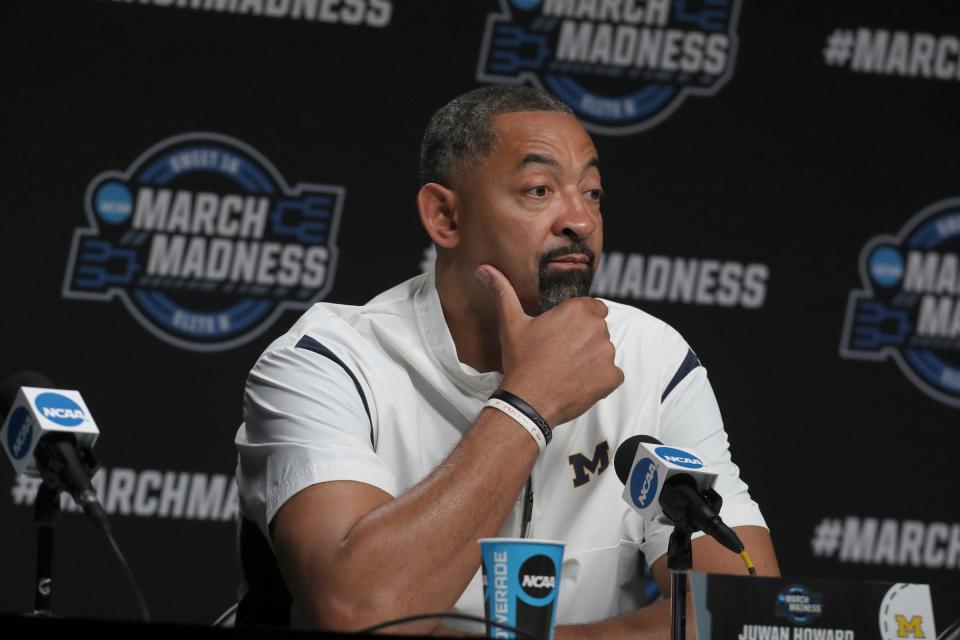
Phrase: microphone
[
  {"left": 614, "top": 435, "right": 743, "bottom": 554},
  {"left": 1, "top": 371, "right": 110, "bottom": 532}
]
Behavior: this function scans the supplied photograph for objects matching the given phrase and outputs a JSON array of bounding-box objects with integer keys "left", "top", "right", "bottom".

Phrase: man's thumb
[{"left": 475, "top": 265, "right": 527, "bottom": 326}]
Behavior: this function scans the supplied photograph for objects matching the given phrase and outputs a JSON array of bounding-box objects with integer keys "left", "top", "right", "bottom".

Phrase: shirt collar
[{"left": 413, "top": 269, "right": 503, "bottom": 397}]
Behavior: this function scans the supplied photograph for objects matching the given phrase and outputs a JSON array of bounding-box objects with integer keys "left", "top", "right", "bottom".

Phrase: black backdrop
[{"left": 2, "top": 0, "right": 959, "bottom": 626}]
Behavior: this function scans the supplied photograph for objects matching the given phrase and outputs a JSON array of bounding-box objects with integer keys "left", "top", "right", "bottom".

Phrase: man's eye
[
  {"left": 528, "top": 186, "right": 549, "bottom": 198},
  {"left": 587, "top": 189, "right": 603, "bottom": 201}
]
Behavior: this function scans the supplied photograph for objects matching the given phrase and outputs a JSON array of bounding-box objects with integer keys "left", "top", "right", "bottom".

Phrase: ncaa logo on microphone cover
[
  {"left": 840, "top": 197, "right": 960, "bottom": 408},
  {"left": 477, "top": 0, "right": 742, "bottom": 135},
  {"left": 655, "top": 446, "right": 703, "bottom": 468},
  {"left": 5, "top": 407, "right": 34, "bottom": 460},
  {"left": 34, "top": 392, "right": 86, "bottom": 427},
  {"left": 630, "top": 458, "right": 658, "bottom": 508},
  {"left": 62, "top": 133, "right": 345, "bottom": 351}
]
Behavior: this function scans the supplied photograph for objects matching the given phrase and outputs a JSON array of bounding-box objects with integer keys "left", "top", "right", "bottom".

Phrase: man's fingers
[
  {"left": 556, "top": 296, "right": 608, "bottom": 318},
  {"left": 589, "top": 298, "right": 609, "bottom": 318},
  {"left": 475, "top": 265, "right": 528, "bottom": 326}
]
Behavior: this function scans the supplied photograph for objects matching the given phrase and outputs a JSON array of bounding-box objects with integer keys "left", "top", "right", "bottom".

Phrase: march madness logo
[
  {"left": 840, "top": 198, "right": 960, "bottom": 408},
  {"left": 477, "top": 0, "right": 742, "bottom": 135},
  {"left": 63, "top": 133, "right": 344, "bottom": 351}
]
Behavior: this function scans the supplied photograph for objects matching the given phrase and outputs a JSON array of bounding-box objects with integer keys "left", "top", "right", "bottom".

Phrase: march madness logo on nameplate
[
  {"left": 63, "top": 132, "right": 345, "bottom": 351},
  {"left": 477, "top": 0, "right": 742, "bottom": 135},
  {"left": 840, "top": 197, "right": 960, "bottom": 408}
]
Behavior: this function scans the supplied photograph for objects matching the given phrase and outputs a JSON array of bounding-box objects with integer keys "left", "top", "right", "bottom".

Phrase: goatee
[{"left": 537, "top": 242, "right": 596, "bottom": 313}]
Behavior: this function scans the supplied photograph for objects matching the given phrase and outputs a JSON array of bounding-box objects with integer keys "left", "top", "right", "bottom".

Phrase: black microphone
[
  {"left": 613, "top": 434, "right": 661, "bottom": 485},
  {"left": 1, "top": 372, "right": 110, "bottom": 532},
  {"left": 614, "top": 435, "right": 744, "bottom": 554}
]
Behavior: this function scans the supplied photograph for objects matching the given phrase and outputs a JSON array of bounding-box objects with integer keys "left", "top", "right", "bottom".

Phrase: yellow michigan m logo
[{"left": 896, "top": 614, "right": 924, "bottom": 638}]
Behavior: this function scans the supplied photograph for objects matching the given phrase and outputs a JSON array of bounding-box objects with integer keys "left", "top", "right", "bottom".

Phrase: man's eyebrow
[
  {"left": 515, "top": 154, "right": 601, "bottom": 175},
  {"left": 517, "top": 153, "right": 562, "bottom": 171}
]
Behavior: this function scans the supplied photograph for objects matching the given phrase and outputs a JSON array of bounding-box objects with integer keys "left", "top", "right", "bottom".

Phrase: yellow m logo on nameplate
[{"left": 896, "top": 614, "right": 925, "bottom": 638}]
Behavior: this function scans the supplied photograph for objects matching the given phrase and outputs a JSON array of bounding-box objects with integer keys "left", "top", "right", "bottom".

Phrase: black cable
[
  {"left": 211, "top": 602, "right": 238, "bottom": 627},
  {"left": 104, "top": 530, "right": 151, "bottom": 623},
  {"left": 937, "top": 617, "right": 960, "bottom": 640},
  {"left": 357, "top": 611, "right": 542, "bottom": 639}
]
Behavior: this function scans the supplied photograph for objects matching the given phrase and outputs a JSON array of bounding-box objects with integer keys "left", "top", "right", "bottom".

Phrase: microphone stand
[
  {"left": 663, "top": 485, "right": 723, "bottom": 640},
  {"left": 26, "top": 434, "right": 101, "bottom": 617},
  {"left": 667, "top": 526, "right": 694, "bottom": 640},
  {"left": 30, "top": 481, "right": 61, "bottom": 617}
]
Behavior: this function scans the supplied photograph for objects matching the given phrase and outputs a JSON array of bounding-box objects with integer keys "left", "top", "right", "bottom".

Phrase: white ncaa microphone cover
[
  {"left": 1, "top": 386, "right": 100, "bottom": 477},
  {"left": 619, "top": 439, "right": 718, "bottom": 525}
]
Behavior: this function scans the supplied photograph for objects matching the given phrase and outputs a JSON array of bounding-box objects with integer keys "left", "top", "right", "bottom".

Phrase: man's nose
[{"left": 553, "top": 191, "right": 597, "bottom": 240}]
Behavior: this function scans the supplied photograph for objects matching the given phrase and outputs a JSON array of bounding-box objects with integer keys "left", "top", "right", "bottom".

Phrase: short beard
[{"left": 537, "top": 242, "right": 596, "bottom": 313}]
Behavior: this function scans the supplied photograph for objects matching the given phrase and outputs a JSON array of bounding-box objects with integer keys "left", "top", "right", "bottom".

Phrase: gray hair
[{"left": 418, "top": 85, "right": 574, "bottom": 187}]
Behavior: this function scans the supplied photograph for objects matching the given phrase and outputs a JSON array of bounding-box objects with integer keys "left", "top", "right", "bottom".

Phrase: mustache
[{"left": 539, "top": 242, "right": 596, "bottom": 269}]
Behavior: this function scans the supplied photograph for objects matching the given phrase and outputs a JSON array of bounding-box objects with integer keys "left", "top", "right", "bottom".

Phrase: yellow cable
[{"left": 740, "top": 550, "right": 757, "bottom": 575}]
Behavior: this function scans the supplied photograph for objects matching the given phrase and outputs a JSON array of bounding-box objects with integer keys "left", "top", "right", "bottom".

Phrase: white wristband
[{"left": 484, "top": 397, "right": 547, "bottom": 453}]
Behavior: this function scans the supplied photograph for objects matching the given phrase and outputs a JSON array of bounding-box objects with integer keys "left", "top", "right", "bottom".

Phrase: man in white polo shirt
[{"left": 235, "top": 85, "right": 779, "bottom": 636}]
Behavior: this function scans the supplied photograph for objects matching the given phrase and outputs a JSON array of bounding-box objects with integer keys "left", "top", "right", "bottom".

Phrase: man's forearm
[{"left": 280, "top": 407, "right": 538, "bottom": 631}]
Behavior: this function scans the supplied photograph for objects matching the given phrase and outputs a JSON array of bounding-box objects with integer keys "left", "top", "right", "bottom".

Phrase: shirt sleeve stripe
[
  {"left": 295, "top": 334, "right": 374, "bottom": 447},
  {"left": 660, "top": 348, "right": 702, "bottom": 403}
]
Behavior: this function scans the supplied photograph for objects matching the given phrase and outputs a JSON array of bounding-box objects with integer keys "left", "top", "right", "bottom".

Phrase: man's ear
[{"left": 417, "top": 182, "right": 459, "bottom": 249}]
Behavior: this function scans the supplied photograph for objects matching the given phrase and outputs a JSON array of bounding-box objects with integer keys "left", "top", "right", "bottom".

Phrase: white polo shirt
[{"left": 235, "top": 271, "right": 767, "bottom": 624}]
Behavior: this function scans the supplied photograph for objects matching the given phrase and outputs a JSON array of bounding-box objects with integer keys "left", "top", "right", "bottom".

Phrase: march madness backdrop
[{"left": 1, "top": 0, "right": 959, "bottom": 625}]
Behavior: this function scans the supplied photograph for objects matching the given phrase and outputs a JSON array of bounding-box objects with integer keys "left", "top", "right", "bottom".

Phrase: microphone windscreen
[
  {"left": 613, "top": 434, "right": 662, "bottom": 484},
  {"left": 0, "top": 371, "right": 55, "bottom": 421}
]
